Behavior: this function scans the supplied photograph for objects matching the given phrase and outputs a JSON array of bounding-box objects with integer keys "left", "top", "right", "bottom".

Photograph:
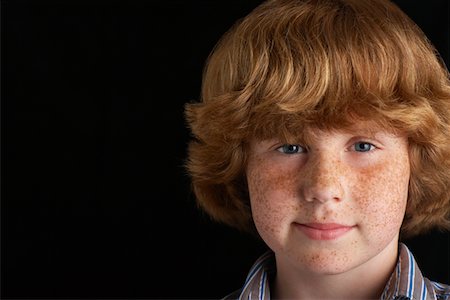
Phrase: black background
[{"left": 3, "top": 0, "right": 449, "bottom": 299}]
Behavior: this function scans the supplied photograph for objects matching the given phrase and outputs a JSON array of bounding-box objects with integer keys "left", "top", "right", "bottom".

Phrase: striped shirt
[{"left": 224, "top": 243, "right": 450, "bottom": 300}]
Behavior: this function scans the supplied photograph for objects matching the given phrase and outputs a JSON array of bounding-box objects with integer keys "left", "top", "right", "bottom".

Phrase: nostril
[{"left": 308, "top": 194, "right": 343, "bottom": 203}]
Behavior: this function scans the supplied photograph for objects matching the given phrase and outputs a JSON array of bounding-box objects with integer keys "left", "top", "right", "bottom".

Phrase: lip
[{"left": 294, "top": 222, "right": 355, "bottom": 240}]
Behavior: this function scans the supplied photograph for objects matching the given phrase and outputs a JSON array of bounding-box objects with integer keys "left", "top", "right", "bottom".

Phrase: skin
[{"left": 246, "top": 123, "right": 410, "bottom": 299}]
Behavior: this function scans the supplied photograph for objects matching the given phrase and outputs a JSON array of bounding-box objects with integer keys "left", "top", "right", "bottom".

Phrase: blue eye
[
  {"left": 354, "top": 142, "right": 375, "bottom": 152},
  {"left": 277, "top": 144, "right": 306, "bottom": 154}
]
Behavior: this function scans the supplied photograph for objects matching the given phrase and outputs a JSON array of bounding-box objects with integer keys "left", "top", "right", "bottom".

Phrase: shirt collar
[
  {"left": 238, "top": 243, "right": 443, "bottom": 300},
  {"left": 238, "top": 250, "right": 274, "bottom": 300},
  {"left": 381, "top": 243, "right": 438, "bottom": 300}
]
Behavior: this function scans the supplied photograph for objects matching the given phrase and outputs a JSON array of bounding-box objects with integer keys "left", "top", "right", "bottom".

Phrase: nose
[{"left": 301, "top": 153, "right": 345, "bottom": 203}]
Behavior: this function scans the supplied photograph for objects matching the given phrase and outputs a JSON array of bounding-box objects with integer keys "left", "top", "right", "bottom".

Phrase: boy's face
[{"left": 246, "top": 122, "right": 410, "bottom": 275}]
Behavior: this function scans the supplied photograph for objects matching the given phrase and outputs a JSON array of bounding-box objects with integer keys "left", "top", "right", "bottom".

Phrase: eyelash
[{"left": 276, "top": 142, "right": 377, "bottom": 154}]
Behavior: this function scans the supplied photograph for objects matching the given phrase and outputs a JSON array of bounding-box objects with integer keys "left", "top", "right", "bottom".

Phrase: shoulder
[
  {"left": 387, "top": 243, "right": 450, "bottom": 300},
  {"left": 221, "top": 288, "right": 242, "bottom": 300},
  {"left": 429, "top": 280, "right": 450, "bottom": 300},
  {"left": 221, "top": 251, "right": 275, "bottom": 300}
]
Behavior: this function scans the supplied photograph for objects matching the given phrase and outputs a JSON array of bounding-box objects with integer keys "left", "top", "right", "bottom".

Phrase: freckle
[{"left": 340, "top": 254, "right": 349, "bottom": 264}]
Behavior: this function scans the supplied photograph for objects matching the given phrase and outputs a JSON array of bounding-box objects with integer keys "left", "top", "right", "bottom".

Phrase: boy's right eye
[{"left": 276, "top": 144, "right": 306, "bottom": 154}]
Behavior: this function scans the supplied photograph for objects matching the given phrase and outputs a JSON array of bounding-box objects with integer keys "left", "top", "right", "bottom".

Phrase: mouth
[{"left": 293, "top": 222, "right": 355, "bottom": 240}]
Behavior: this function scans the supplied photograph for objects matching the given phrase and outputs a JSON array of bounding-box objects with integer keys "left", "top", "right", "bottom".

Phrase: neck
[{"left": 272, "top": 241, "right": 399, "bottom": 300}]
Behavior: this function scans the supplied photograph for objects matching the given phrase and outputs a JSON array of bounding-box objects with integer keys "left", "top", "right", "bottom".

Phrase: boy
[{"left": 184, "top": 0, "right": 450, "bottom": 299}]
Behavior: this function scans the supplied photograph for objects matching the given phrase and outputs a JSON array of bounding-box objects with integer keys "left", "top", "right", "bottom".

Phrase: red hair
[{"left": 185, "top": 0, "right": 450, "bottom": 237}]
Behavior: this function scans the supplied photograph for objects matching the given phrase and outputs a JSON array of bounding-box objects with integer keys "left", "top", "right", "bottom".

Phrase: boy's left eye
[{"left": 353, "top": 142, "right": 376, "bottom": 152}]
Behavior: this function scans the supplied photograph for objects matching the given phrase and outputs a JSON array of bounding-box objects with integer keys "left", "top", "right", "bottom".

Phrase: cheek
[
  {"left": 353, "top": 156, "right": 410, "bottom": 242},
  {"left": 247, "top": 158, "right": 304, "bottom": 240}
]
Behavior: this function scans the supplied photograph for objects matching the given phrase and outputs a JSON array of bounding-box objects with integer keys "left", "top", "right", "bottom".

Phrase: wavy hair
[{"left": 184, "top": 0, "right": 450, "bottom": 238}]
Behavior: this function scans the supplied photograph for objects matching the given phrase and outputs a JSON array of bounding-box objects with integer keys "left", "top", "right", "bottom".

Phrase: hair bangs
[{"left": 227, "top": 0, "right": 448, "bottom": 143}]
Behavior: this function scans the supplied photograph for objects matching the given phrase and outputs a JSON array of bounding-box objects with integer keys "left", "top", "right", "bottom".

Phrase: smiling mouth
[{"left": 293, "top": 222, "right": 355, "bottom": 240}]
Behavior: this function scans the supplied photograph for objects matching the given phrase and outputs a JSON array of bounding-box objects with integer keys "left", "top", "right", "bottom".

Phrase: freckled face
[{"left": 246, "top": 125, "right": 410, "bottom": 275}]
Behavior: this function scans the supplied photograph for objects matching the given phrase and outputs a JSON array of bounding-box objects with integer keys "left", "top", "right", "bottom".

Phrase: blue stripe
[
  {"left": 241, "top": 265, "right": 263, "bottom": 295},
  {"left": 407, "top": 249, "right": 415, "bottom": 298},
  {"left": 421, "top": 279, "right": 427, "bottom": 300},
  {"left": 240, "top": 252, "right": 273, "bottom": 299},
  {"left": 433, "top": 281, "right": 446, "bottom": 291},
  {"left": 245, "top": 252, "right": 272, "bottom": 283},
  {"left": 260, "top": 271, "right": 266, "bottom": 300}
]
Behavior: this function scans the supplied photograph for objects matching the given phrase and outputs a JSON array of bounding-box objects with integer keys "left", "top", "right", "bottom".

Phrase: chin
[
  {"left": 288, "top": 248, "right": 358, "bottom": 275},
  {"left": 304, "top": 262, "right": 354, "bottom": 275},
  {"left": 306, "top": 261, "right": 353, "bottom": 275}
]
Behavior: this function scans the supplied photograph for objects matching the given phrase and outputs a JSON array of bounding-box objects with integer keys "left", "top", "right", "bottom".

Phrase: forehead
[
  {"left": 251, "top": 118, "right": 401, "bottom": 143},
  {"left": 307, "top": 121, "right": 388, "bottom": 138}
]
